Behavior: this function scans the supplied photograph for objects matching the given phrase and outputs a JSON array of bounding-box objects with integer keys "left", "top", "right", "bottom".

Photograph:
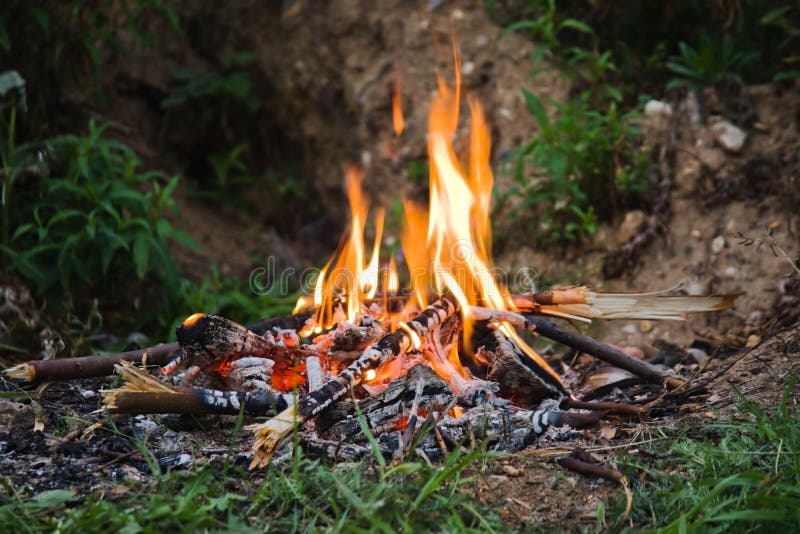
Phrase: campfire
[{"left": 5, "top": 45, "right": 736, "bottom": 473}]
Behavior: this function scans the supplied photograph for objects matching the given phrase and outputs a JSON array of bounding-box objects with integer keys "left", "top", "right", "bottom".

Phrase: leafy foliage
[
  {"left": 667, "top": 33, "right": 760, "bottom": 91},
  {"left": 0, "top": 115, "right": 196, "bottom": 334},
  {"left": 502, "top": 88, "right": 650, "bottom": 245}
]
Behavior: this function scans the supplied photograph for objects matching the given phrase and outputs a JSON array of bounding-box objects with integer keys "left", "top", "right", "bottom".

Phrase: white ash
[{"left": 227, "top": 357, "right": 276, "bottom": 393}]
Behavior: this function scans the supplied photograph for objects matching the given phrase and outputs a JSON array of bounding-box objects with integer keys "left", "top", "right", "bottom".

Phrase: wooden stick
[
  {"left": 4, "top": 311, "right": 313, "bottom": 383},
  {"left": 106, "top": 390, "right": 288, "bottom": 416},
  {"left": 103, "top": 360, "right": 289, "bottom": 416},
  {"left": 523, "top": 315, "right": 684, "bottom": 388},
  {"left": 249, "top": 297, "right": 458, "bottom": 469},
  {"left": 556, "top": 456, "right": 627, "bottom": 485},
  {"left": 4, "top": 342, "right": 178, "bottom": 382},
  {"left": 561, "top": 398, "right": 643, "bottom": 417}
]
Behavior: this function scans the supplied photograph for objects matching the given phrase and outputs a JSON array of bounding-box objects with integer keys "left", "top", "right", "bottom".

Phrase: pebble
[
  {"left": 176, "top": 453, "right": 193, "bottom": 468},
  {"left": 698, "top": 147, "right": 726, "bottom": 172},
  {"left": 639, "top": 320, "right": 653, "bottom": 333},
  {"left": 711, "top": 235, "right": 726, "bottom": 254},
  {"left": 723, "top": 266, "right": 743, "bottom": 279},
  {"left": 710, "top": 120, "right": 747, "bottom": 153},
  {"left": 686, "top": 348, "right": 709, "bottom": 365},
  {"left": 79, "top": 390, "right": 96, "bottom": 399},
  {"left": 644, "top": 99, "right": 673, "bottom": 117},
  {"left": 461, "top": 61, "right": 475, "bottom": 75},
  {"left": 502, "top": 465, "right": 521, "bottom": 477},
  {"left": 745, "top": 334, "right": 761, "bottom": 348},
  {"left": 691, "top": 229, "right": 702, "bottom": 240},
  {"left": 622, "top": 323, "right": 637, "bottom": 335},
  {"left": 618, "top": 210, "right": 647, "bottom": 244}
]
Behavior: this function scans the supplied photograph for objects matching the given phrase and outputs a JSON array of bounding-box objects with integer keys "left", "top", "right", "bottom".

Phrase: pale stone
[
  {"left": 618, "top": 210, "right": 647, "bottom": 244},
  {"left": 711, "top": 235, "right": 726, "bottom": 254},
  {"left": 745, "top": 334, "right": 761, "bottom": 348},
  {"left": 639, "top": 320, "right": 653, "bottom": 333},
  {"left": 710, "top": 120, "right": 747, "bottom": 153},
  {"left": 644, "top": 99, "right": 673, "bottom": 117}
]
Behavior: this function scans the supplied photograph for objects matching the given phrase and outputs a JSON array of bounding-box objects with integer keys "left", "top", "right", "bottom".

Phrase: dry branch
[
  {"left": 4, "top": 342, "right": 178, "bottom": 382},
  {"left": 523, "top": 315, "right": 684, "bottom": 388}
]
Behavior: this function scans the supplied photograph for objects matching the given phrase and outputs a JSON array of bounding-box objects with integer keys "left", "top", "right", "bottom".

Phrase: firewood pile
[{"left": 3, "top": 47, "right": 738, "bottom": 474}]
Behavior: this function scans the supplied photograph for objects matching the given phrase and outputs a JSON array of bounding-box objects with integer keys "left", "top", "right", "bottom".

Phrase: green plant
[
  {"left": 666, "top": 33, "right": 760, "bottom": 91},
  {"left": 162, "top": 53, "right": 260, "bottom": 113},
  {"left": 0, "top": 116, "right": 196, "bottom": 334},
  {"left": 0, "top": 0, "right": 182, "bottom": 133},
  {"left": 503, "top": 89, "right": 650, "bottom": 245}
]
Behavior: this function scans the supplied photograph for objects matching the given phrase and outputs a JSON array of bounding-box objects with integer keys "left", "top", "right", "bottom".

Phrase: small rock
[
  {"left": 622, "top": 323, "right": 637, "bottom": 335},
  {"left": 176, "top": 453, "right": 193, "bottom": 468},
  {"left": 711, "top": 235, "right": 726, "bottom": 254},
  {"left": 621, "top": 346, "right": 645, "bottom": 359},
  {"left": 461, "top": 61, "right": 475, "bottom": 75},
  {"left": 710, "top": 120, "right": 747, "bottom": 153},
  {"left": 686, "top": 348, "right": 709, "bottom": 366},
  {"left": 691, "top": 229, "right": 702, "bottom": 240},
  {"left": 79, "top": 390, "right": 96, "bottom": 399},
  {"left": 639, "top": 320, "right": 653, "bottom": 333},
  {"left": 745, "top": 334, "right": 761, "bottom": 348},
  {"left": 618, "top": 210, "right": 647, "bottom": 244},
  {"left": 723, "top": 266, "right": 743, "bottom": 279},
  {"left": 682, "top": 279, "right": 705, "bottom": 295},
  {"left": 644, "top": 99, "right": 673, "bottom": 117},
  {"left": 698, "top": 147, "right": 726, "bottom": 172},
  {"left": 502, "top": 465, "right": 521, "bottom": 477}
]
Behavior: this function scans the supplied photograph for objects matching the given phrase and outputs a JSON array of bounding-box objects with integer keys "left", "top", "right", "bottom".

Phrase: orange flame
[
  {"left": 295, "top": 167, "right": 384, "bottom": 333},
  {"left": 392, "top": 68, "right": 404, "bottom": 135}
]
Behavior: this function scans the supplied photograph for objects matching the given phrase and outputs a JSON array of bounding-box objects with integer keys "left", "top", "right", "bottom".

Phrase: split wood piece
[
  {"left": 4, "top": 311, "right": 313, "bottom": 383},
  {"left": 317, "top": 364, "right": 453, "bottom": 440},
  {"left": 523, "top": 315, "right": 685, "bottom": 389},
  {"left": 103, "top": 361, "right": 290, "bottom": 416},
  {"left": 249, "top": 297, "right": 458, "bottom": 469},
  {"left": 511, "top": 287, "right": 738, "bottom": 320},
  {"left": 474, "top": 325, "right": 567, "bottom": 408}
]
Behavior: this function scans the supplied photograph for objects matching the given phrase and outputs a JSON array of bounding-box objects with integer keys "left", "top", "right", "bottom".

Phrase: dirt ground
[{"left": 2, "top": 0, "right": 799, "bottom": 529}]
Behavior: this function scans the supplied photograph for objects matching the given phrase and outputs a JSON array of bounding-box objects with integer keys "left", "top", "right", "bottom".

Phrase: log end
[{"left": 3, "top": 363, "right": 34, "bottom": 381}]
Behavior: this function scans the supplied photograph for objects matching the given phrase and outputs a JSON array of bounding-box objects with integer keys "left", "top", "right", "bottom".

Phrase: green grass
[
  {"left": 608, "top": 375, "right": 800, "bottom": 532},
  {"left": 0, "top": 447, "right": 501, "bottom": 533}
]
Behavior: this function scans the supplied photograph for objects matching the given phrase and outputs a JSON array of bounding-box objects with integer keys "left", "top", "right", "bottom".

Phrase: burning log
[
  {"left": 318, "top": 364, "right": 453, "bottom": 439},
  {"left": 166, "top": 313, "right": 278, "bottom": 376},
  {"left": 523, "top": 315, "right": 684, "bottom": 388},
  {"left": 103, "top": 361, "right": 291, "bottom": 416},
  {"left": 475, "top": 325, "right": 567, "bottom": 408},
  {"left": 249, "top": 297, "right": 458, "bottom": 469}
]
